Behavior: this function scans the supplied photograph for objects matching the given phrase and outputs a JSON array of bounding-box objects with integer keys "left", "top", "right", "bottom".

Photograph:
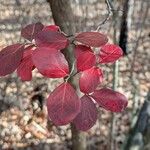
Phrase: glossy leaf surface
[
  {"left": 73, "top": 95, "right": 97, "bottom": 131},
  {"left": 47, "top": 82, "right": 81, "bottom": 125},
  {"left": 99, "top": 44, "right": 123, "bottom": 63},
  {"left": 32, "top": 47, "right": 69, "bottom": 78},
  {"left": 0, "top": 44, "right": 24, "bottom": 76},
  {"left": 79, "top": 67, "right": 103, "bottom": 93},
  {"left": 92, "top": 88, "right": 128, "bottom": 112},
  {"left": 77, "top": 51, "right": 96, "bottom": 72}
]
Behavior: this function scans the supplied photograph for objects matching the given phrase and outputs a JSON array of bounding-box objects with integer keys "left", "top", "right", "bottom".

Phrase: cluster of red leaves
[{"left": 0, "top": 22, "right": 128, "bottom": 131}]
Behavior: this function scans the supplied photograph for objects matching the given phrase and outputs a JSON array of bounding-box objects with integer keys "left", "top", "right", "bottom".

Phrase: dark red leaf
[
  {"left": 75, "top": 32, "right": 108, "bottom": 47},
  {"left": 35, "top": 30, "right": 69, "bottom": 50},
  {"left": 32, "top": 47, "right": 69, "bottom": 78},
  {"left": 43, "top": 25, "right": 60, "bottom": 32},
  {"left": 99, "top": 44, "right": 123, "bottom": 63},
  {"left": 92, "top": 88, "right": 128, "bottom": 112},
  {"left": 0, "top": 44, "right": 24, "bottom": 76},
  {"left": 47, "top": 82, "right": 81, "bottom": 125},
  {"left": 74, "top": 45, "right": 92, "bottom": 58},
  {"left": 73, "top": 95, "right": 97, "bottom": 131},
  {"left": 77, "top": 51, "right": 96, "bottom": 72},
  {"left": 79, "top": 67, "right": 103, "bottom": 94},
  {"left": 17, "top": 46, "right": 34, "bottom": 81},
  {"left": 21, "top": 22, "right": 44, "bottom": 41}
]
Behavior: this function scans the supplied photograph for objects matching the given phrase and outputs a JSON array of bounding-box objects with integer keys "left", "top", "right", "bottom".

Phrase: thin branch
[
  {"left": 96, "top": 0, "right": 113, "bottom": 31},
  {"left": 96, "top": 0, "right": 123, "bottom": 31}
]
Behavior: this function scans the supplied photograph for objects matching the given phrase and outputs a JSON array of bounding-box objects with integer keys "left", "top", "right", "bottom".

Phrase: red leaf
[
  {"left": 23, "top": 45, "right": 35, "bottom": 57},
  {"left": 0, "top": 44, "right": 24, "bottom": 76},
  {"left": 17, "top": 46, "right": 34, "bottom": 81},
  {"left": 21, "top": 22, "right": 44, "bottom": 41},
  {"left": 35, "top": 30, "right": 69, "bottom": 50},
  {"left": 32, "top": 47, "right": 69, "bottom": 78},
  {"left": 73, "top": 95, "right": 97, "bottom": 131},
  {"left": 77, "top": 51, "right": 96, "bottom": 72},
  {"left": 47, "top": 82, "right": 81, "bottom": 125},
  {"left": 99, "top": 44, "right": 123, "bottom": 63},
  {"left": 79, "top": 67, "right": 103, "bottom": 94},
  {"left": 74, "top": 45, "right": 92, "bottom": 58},
  {"left": 75, "top": 32, "right": 108, "bottom": 47},
  {"left": 43, "top": 25, "right": 60, "bottom": 32},
  {"left": 92, "top": 88, "right": 128, "bottom": 112}
]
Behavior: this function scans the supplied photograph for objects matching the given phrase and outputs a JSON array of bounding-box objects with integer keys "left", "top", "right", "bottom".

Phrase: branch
[
  {"left": 96, "top": 0, "right": 123, "bottom": 31},
  {"left": 96, "top": 0, "right": 113, "bottom": 31}
]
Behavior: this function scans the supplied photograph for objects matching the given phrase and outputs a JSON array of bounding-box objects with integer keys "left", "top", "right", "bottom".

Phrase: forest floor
[{"left": 0, "top": 0, "right": 149, "bottom": 150}]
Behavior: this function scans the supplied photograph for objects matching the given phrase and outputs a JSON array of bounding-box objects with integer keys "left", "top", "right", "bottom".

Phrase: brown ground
[{"left": 0, "top": 0, "right": 149, "bottom": 150}]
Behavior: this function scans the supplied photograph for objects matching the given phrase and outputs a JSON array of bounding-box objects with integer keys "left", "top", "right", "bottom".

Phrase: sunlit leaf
[
  {"left": 32, "top": 47, "right": 69, "bottom": 78},
  {"left": 77, "top": 51, "right": 96, "bottom": 72},
  {"left": 99, "top": 44, "right": 123, "bottom": 63}
]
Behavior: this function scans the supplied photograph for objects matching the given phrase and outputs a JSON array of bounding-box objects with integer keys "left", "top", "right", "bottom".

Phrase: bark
[
  {"left": 47, "top": 0, "right": 86, "bottom": 150},
  {"left": 123, "top": 92, "right": 150, "bottom": 150},
  {"left": 119, "top": 0, "right": 130, "bottom": 55}
]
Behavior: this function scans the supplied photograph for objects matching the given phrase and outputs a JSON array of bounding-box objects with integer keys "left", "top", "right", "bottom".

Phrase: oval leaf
[
  {"left": 17, "top": 46, "right": 34, "bottom": 81},
  {"left": 77, "top": 51, "right": 96, "bottom": 72},
  {"left": 99, "top": 44, "right": 123, "bottom": 63},
  {"left": 32, "top": 47, "right": 69, "bottom": 78},
  {"left": 35, "top": 30, "right": 69, "bottom": 50},
  {"left": 75, "top": 32, "right": 108, "bottom": 47},
  {"left": 79, "top": 67, "right": 103, "bottom": 94},
  {"left": 0, "top": 44, "right": 24, "bottom": 76},
  {"left": 43, "top": 25, "right": 60, "bottom": 32},
  {"left": 73, "top": 95, "right": 97, "bottom": 131},
  {"left": 74, "top": 45, "right": 92, "bottom": 58},
  {"left": 92, "top": 88, "right": 128, "bottom": 112},
  {"left": 47, "top": 82, "right": 81, "bottom": 125},
  {"left": 21, "top": 22, "right": 44, "bottom": 41}
]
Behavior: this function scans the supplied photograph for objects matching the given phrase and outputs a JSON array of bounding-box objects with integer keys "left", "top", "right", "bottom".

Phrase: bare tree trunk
[
  {"left": 119, "top": 0, "right": 130, "bottom": 55},
  {"left": 47, "top": 0, "right": 86, "bottom": 150},
  {"left": 122, "top": 91, "right": 150, "bottom": 150}
]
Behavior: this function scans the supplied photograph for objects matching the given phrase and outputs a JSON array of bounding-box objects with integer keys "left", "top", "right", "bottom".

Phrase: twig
[
  {"left": 65, "top": 60, "right": 76, "bottom": 82},
  {"left": 96, "top": 0, "right": 124, "bottom": 31},
  {"left": 96, "top": 0, "right": 113, "bottom": 31}
]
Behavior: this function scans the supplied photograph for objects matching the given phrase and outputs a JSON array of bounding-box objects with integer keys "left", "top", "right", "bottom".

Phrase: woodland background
[{"left": 0, "top": 0, "right": 150, "bottom": 150}]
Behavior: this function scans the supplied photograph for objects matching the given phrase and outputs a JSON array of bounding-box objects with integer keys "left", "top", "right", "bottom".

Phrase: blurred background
[{"left": 0, "top": 0, "right": 149, "bottom": 150}]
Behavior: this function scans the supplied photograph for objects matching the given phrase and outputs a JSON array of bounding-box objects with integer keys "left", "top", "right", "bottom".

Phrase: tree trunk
[
  {"left": 47, "top": 0, "right": 86, "bottom": 150},
  {"left": 122, "top": 91, "right": 150, "bottom": 150},
  {"left": 119, "top": 0, "right": 130, "bottom": 55}
]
